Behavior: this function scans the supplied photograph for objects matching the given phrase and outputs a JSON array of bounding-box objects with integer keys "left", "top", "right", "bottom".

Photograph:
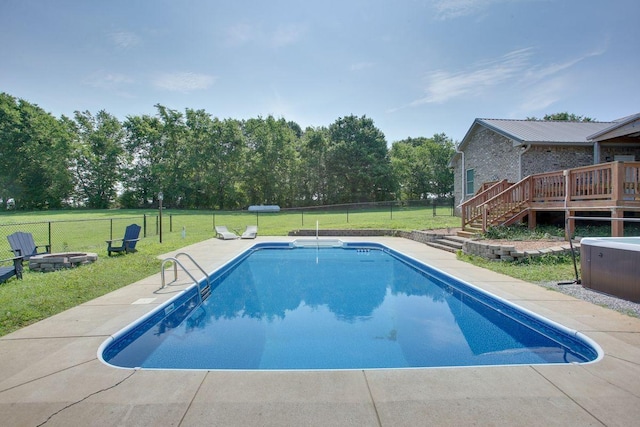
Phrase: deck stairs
[{"left": 426, "top": 235, "right": 468, "bottom": 253}]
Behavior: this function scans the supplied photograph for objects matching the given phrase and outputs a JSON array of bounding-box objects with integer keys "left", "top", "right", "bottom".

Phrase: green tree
[
  {"left": 326, "top": 115, "right": 396, "bottom": 203},
  {"left": 242, "top": 116, "right": 300, "bottom": 206},
  {"left": 121, "top": 113, "right": 165, "bottom": 208},
  {"left": 297, "top": 126, "right": 330, "bottom": 206},
  {"left": 526, "top": 112, "right": 594, "bottom": 122},
  {"left": 72, "top": 110, "right": 125, "bottom": 208},
  {"left": 183, "top": 110, "right": 245, "bottom": 209},
  {"left": 0, "top": 93, "right": 74, "bottom": 209},
  {"left": 390, "top": 134, "right": 455, "bottom": 200}
]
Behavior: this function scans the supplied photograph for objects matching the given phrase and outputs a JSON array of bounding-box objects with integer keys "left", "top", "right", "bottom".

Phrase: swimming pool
[{"left": 99, "top": 241, "right": 601, "bottom": 370}]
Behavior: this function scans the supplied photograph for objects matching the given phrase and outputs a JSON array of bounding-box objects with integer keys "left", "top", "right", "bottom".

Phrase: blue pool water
[{"left": 100, "top": 241, "right": 601, "bottom": 370}]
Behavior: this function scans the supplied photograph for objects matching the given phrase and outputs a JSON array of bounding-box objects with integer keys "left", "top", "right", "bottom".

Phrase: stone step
[{"left": 425, "top": 240, "right": 459, "bottom": 253}]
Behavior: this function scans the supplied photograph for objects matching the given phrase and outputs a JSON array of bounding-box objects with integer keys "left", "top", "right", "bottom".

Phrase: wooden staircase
[{"left": 458, "top": 162, "right": 640, "bottom": 238}]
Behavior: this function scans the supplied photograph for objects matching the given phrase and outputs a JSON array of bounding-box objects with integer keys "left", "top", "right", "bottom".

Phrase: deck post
[
  {"left": 528, "top": 210, "right": 536, "bottom": 230},
  {"left": 565, "top": 210, "right": 575, "bottom": 240},
  {"left": 611, "top": 161, "right": 625, "bottom": 203},
  {"left": 611, "top": 209, "right": 624, "bottom": 237}
]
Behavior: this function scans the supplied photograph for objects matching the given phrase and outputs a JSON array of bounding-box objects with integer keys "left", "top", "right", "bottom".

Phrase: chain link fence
[{"left": 0, "top": 199, "right": 455, "bottom": 255}]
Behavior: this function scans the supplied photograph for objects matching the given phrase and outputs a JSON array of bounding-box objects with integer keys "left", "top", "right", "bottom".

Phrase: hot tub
[{"left": 580, "top": 237, "right": 640, "bottom": 303}]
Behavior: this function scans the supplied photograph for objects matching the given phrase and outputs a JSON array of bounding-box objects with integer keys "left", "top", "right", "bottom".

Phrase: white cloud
[
  {"left": 518, "top": 76, "right": 566, "bottom": 111},
  {"left": 271, "top": 24, "right": 306, "bottom": 47},
  {"left": 411, "top": 47, "right": 533, "bottom": 105},
  {"left": 350, "top": 62, "right": 375, "bottom": 71},
  {"left": 430, "top": 0, "right": 534, "bottom": 20},
  {"left": 152, "top": 72, "right": 217, "bottom": 92},
  {"left": 224, "top": 23, "right": 256, "bottom": 47},
  {"left": 83, "top": 70, "right": 134, "bottom": 89},
  {"left": 224, "top": 22, "right": 306, "bottom": 48},
  {"left": 109, "top": 31, "right": 141, "bottom": 49}
]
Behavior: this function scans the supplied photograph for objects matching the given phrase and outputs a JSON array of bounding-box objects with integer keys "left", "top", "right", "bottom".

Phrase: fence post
[
  {"left": 433, "top": 199, "right": 436, "bottom": 217},
  {"left": 390, "top": 203, "right": 393, "bottom": 220},
  {"left": 110, "top": 218, "right": 113, "bottom": 240},
  {"left": 301, "top": 210, "right": 304, "bottom": 227},
  {"left": 347, "top": 208, "right": 349, "bottom": 223},
  {"left": 212, "top": 212, "right": 215, "bottom": 230},
  {"left": 48, "top": 221, "right": 52, "bottom": 251},
  {"left": 170, "top": 214, "right": 173, "bottom": 233},
  {"left": 143, "top": 214, "right": 147, "bottom": 237}
]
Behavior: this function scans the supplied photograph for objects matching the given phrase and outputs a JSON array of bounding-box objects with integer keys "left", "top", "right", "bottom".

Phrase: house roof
[
  {"left": 587, "top": 112, "right": 640, "bottom": 141},
  {"left": 464, "top": 119, "right": 614, "bottom": 148}
]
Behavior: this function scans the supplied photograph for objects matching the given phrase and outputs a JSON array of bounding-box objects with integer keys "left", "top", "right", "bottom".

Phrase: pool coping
[{"left": 1, "top": 236, "right": 639, "bottom": 425}]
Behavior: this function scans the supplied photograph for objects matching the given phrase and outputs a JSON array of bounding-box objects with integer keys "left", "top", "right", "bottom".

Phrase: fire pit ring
[{"left": 28, "top": 252, "right": 98, "bottom": 273}]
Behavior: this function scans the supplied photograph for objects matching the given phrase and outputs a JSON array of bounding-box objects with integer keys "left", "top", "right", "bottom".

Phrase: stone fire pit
[{"left": 28, "top": 252, "right": 98, "bottom": 273}]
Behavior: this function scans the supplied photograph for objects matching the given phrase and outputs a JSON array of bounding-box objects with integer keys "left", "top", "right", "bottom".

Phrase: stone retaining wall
[
  {"left": 288, "top": 229, "right": 575, "bottom": 261},
  {"left": 462, "top": 240, "right": 575, "bottom": 261}
]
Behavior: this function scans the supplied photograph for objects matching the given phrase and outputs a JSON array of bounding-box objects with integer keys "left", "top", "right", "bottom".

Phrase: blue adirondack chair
[
  {"left": 106, "top": 224, "right": 142, "bottom": 256},
  {"left": 0, "top": 256, "right": 23, "bottom": 284},
  {"left": 7, "top": 232, "right": 51, "bottom": 260}
]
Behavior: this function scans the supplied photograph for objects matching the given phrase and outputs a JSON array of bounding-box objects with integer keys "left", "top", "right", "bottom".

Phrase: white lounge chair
[
  {"left": 215, "top": 226, "right": 239, "bottom": 240},
  {"left": 241, "top": 225, "right": 258, "bottom": 239}
]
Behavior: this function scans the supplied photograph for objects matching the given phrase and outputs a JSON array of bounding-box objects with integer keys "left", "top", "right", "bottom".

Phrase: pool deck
[{"left": 1, "top": 236, "right": 639, "bottom": 426}]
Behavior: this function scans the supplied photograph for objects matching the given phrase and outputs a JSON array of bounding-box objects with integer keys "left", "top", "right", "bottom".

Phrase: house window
[{"left": 465, "top": 169, "right": 474, "bottom": 195}]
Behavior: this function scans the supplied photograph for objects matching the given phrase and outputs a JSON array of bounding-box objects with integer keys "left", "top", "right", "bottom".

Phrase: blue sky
[{"left": 1, "top": 0, "right": 638, "bottom": 143}]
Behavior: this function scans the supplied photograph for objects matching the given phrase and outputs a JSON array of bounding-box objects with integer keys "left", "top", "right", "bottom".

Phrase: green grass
[
  {"left": 0, "top": 207, "right": 459, "bottom": 337},
  {"left": 457, "top": 252, "right": 580, "bottom": 283}
]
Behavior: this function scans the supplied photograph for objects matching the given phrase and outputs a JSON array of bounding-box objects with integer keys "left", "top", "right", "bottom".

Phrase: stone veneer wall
[
  {"left": 521, "top": 145, "right": 593, "bottom": 177},
  {"left": 289, "top": 229, "right": 574, "bottom": 261},
  {"left": 462, "top": 240, "right": 575, "bottom": 262}
]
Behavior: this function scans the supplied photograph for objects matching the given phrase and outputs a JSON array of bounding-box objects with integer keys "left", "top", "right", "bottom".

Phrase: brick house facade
[{"left": 450, "top": 115, "right": 640, "bottom": 213}]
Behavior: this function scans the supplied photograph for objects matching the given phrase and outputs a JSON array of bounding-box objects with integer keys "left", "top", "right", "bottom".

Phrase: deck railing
[
  {"left": 463, "top": 161, "right": 640, "bottom": 233},
  {"left": 460, "top": 179, "right": 511, "bottom": 230}
]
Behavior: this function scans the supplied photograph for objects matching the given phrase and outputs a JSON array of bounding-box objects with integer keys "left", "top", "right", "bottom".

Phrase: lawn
[{"left": 0, "top": 206, "right": 459, "bottom": 336}]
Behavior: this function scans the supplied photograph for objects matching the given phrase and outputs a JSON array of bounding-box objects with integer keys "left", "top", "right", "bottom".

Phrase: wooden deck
[{"left": 461, "top": 161, "right": 640, "bottom": 238}]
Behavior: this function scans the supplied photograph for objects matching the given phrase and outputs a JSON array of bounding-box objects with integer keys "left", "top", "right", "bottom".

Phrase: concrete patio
[{"left": 1, "top": 236, "right": 639, "bottom": 426}]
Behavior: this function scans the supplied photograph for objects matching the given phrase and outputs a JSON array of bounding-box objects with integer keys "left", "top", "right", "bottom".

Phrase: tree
[
  {"left": 183, "top": 110, "right": 245, "bottom": 209},
  {"left": 72, "top": 110, "right": 125, "bottom": 208},
  {"left": 241, "top": 116, "right": 300, "bottom": 206},
  {"left": 297, "top": 126, "right": 330, "bottom": 206},
  {"left": 326, "top": 115, "right": 396, "bottom": 203},
  {"left": 0, "top": 93, "right": 74, "bottom": 209},
  {"left": 527, "top": 112, "right": 594, "bottom": 122},
  {"left": 390, "top": 134, "right": 455, "bottom": 200}
]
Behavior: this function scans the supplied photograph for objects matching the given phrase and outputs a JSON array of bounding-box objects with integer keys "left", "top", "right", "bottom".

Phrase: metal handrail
[{"left": 160, "top": 252, "right": 211, "bottom": 302}]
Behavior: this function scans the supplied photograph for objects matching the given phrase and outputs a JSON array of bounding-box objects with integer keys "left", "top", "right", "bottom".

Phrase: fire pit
[{"left": 28, "top": 252, "right": 98, "bottom": 273}]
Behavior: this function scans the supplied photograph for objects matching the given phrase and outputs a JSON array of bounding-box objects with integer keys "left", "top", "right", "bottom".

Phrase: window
[{"left": 465, "top": 169, "right": 474, "bottom": 195}]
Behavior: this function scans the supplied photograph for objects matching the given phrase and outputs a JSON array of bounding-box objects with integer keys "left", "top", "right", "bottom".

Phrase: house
[
  {"left": 450, "top": 114, "right": 640, "bottom": 209},
  {"left": 449, "top": 113, "right": 640, "bottom": 236}
]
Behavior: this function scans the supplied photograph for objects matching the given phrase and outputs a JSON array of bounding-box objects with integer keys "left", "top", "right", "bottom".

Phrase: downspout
[
  {"left": 518, "top": 144, "right": 532, "bottom": 180},
  {"left": 457, "top": 148, "right": 465, "bottom": 207},
  {"left": 593, "top": 141, "right": 600, "bottom": 164}
]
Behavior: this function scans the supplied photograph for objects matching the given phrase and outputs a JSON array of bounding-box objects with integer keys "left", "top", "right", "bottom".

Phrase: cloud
[
  {"left": 518, "top": 77, "right": 567, "bottom": 111},
  {"left": 350, "top": 62, "right": 375, "bottom": 71},
  {"left": 223, "top": 22, "right": 306, "bottom": 48},
  {"left": 430, "top": 0, "right": 529, "bottom": 20},
  {"left": 271, "top": 24, "right": 307, "bottom": 47},
  {"left": 410, "top": 47, "right": 533, "bottom": 105},
  {"left": 83, "top": 70, "right": 134, "bottom": 89},
  {"left": 152, "top": 72, "right": 217, "bottom": 92},
  {"left": 109, "top": 31, "right": 141, "bottom": 49}
]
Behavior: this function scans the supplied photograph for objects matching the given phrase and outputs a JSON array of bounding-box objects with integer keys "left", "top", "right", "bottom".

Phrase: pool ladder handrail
[{"left": 160, "top": 252, "right": 211, "bottom": 303}]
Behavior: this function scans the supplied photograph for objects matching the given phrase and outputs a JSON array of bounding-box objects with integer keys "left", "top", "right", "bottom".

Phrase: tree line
[{"left": 0, "top": 92, "right": 455, "bottom": 210}]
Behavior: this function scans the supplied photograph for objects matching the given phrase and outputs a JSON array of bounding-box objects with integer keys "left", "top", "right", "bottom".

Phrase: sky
[{"left": 1, "top": 0, "right": 638, "bottom": 144}]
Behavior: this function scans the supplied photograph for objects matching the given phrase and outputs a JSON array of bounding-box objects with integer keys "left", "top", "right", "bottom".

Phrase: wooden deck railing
[
  {"left": 462, "top": 161, "right": 640, "bottom": 233},
  {"left": 460, "top": 179, "right": 511, "bottom": 230}
]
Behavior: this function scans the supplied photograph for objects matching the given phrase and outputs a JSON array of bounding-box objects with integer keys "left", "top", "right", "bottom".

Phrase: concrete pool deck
[{"left": 1, "top": 236, "right": 639, "bottom": 426}]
